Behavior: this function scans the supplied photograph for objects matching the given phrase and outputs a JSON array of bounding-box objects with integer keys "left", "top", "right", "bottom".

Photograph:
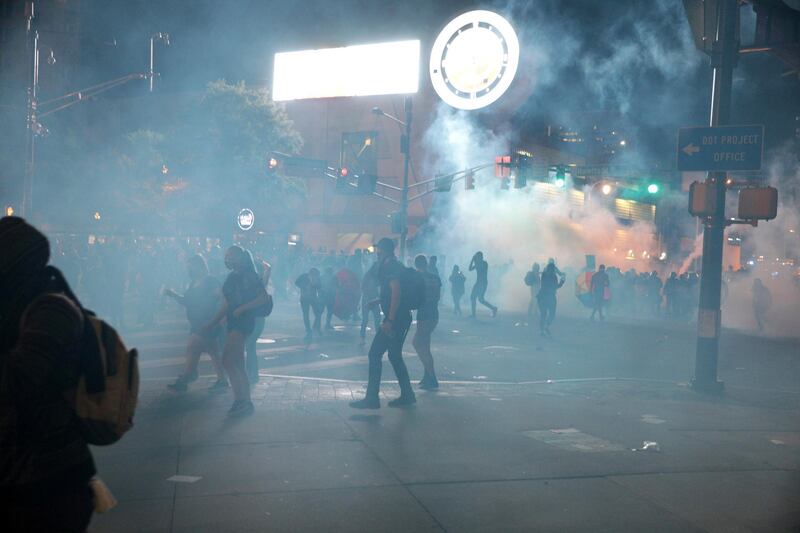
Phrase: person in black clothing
[
  {"left": 590, "top": 264, "right": 609, "bottom": 322},
  {"left": 350, "top": 238, "right": 416, "bottom": 409},
  {"left": 295, "top": 267, "right": 323, "bottom": 342},
  {"left": 203, "top": 246, "right": 267, "bottom": 417},
  {"left": 449, "top": 265, "right": 466, "bottom": 316},
  {"left": 663, "top": 272, "right": 679, "bottom": 317},
  {"left": 413, "top": 255, "right": 442, "bottom": 389},
  {"left": 469, "top": 251, "right": 498, "bottom": 317},
  {"left": 537, "top": 262, "right": 566, "bottom": 336},
  {"left": 0, "top": 217, "right": 96, "bottom": 532},
  {"left": 165, "top": 254, "right": 227, "bottom": 392}
]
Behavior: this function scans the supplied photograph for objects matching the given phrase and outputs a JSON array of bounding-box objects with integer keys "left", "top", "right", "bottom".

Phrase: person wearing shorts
[{"left": 413, "top": 255, "right": 441, "bottom": 390}]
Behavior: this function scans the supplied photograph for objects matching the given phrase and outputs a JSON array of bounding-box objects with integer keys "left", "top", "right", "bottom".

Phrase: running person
[
  {"left": 165, "top": 254, "right": 227, "bottom": 392},
  {"left": 203, "top": 246, "right": 267, "bottom": 417},
  {"left": 469, "top": 251, "right": 498, "bottom": 318}
]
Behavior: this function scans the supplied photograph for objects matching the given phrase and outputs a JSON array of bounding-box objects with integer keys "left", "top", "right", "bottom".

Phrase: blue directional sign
[{"left": 677, "top": 125, "right": 764, "bottom": 171}]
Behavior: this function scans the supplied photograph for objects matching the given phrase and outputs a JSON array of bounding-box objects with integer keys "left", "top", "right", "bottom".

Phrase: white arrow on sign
[{"left": 682, "top": 143, "right": 700, "bottom": 156}]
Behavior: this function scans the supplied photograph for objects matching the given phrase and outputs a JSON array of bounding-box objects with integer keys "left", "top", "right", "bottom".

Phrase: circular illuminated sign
[
  {"left": 429, "top": 10, "right": 520, "bottom": 111},
  {"left": 237, "top": 208, "right": 255, "bottom": 231}
]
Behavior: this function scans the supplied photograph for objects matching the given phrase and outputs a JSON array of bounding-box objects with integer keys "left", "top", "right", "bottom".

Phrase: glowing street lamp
[
  {"left": 93, "top": 211, "right": 101, "bottom": 221},
  {"left": 5, "top": 206, "right": 14, "bottom": 216},
  {"left": 601, "top": 184, "right": 613, "bottom": 195}
]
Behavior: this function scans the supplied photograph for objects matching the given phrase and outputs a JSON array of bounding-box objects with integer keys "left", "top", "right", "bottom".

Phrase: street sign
[{"left": 677, "top": 125, "right": 764, "bottom": 171}]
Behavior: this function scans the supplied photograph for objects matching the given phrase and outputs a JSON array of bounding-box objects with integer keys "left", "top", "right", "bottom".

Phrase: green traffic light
[
  {"left": 647, "top": 183, "right": 659, "bottom": 194},
  {"left": 555, "top": 178, "right": 566, "bottom": 188}
]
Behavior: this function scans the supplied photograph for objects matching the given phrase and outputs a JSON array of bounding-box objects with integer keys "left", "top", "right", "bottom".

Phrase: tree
[{"left": 107, "top": 80, "right": 305, "bottom": 234}]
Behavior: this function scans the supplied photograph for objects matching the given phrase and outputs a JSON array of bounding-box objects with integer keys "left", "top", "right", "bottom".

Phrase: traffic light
[
  {"left": 554, "top": 167, "right": 566, "bottom": 188},
  {"left": 465, "top": 171, "right": 475, "bottom": 190},
  {"left": 647, "top": 183, "right": 660, "bottom": 194},
  {"left": 435, "top": 174, "right": 453, "bottom": 192},
  {"left": 340, "top": 167, "right": 348, "bottom": 178}
]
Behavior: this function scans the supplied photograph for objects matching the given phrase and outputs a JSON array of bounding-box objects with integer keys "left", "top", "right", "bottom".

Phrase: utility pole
[
  {"left": 692, "top": 0, "right": 738, "bottom": 393},
  {"left": 399, "top": 95, "right": 412, "bottom": 261},
  {"left": 18, "top": 0, "right": 166, "bottom": 219}
]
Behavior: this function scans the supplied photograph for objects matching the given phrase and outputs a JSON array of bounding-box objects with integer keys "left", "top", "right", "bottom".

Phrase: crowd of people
[{"left": 1, "top": 215, "right": 788, "bottom": 532}]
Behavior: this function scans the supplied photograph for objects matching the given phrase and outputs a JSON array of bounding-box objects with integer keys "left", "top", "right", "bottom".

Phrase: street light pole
[
  {"left": 22, "top": 2, "right": 39, "bottom": 218},
  {"left": 400, "top": 95, "right": 412, "bottom": 261},
  {"left": 149, "top": 32, "right": 170, "bottom": 92},
  {"left": 18, "top": 2, "right": 166, "bottom": 219},
  {"left": 692, "top": 0, "right": 738, "bottom": 393}
]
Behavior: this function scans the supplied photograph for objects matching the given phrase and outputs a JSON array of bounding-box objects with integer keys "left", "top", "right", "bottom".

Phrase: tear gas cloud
[
  {"left": 418, "top": 0, "right": 702, "bottom": 314},
  {"left": 721, "top": 144, "right": 800, "bottom": 337}
]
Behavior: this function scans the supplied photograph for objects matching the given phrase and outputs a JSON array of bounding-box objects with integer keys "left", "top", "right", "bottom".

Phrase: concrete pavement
[{"left": 89, "top": 304, "right": 800, "bottom": 532}]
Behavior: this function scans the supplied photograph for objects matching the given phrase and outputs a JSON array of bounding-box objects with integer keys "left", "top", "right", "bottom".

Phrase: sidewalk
[{"left": 91, "top": 374, "right": 800, "bottom": 532}]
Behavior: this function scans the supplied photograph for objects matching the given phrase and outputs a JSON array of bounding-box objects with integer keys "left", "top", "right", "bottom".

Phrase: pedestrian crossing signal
[{"left": 495, "top": 155, "right": 511, "bottom": 178}]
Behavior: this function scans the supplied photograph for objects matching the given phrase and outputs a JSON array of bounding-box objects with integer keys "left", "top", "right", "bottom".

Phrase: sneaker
[
  {"left": 209, "top": 379, "right": 229, "bottom": 393},
  {"left": 228, "top": 400, "right": 254, "bottom": 417},
  {"left": 167, "top": 377, "right": 188, "bottom": 393},
  {"left": 388, "top": 394, "right": 416, "bottom": 408},
  {"left": 419, "top": 377, "right": 439, "bottom": 390},
  {"left": 349, "top": 397, "right": 380, "bottom": 409}
]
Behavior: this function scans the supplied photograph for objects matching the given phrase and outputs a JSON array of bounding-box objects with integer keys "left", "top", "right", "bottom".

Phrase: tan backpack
[{"left": 69, "top": 314, "right": 139, "bottom": 446}]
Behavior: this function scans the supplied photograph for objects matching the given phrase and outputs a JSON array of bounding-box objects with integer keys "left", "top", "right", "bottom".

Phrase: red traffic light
[{"left": 340, "top": 167, "right": 348, "bottom": 177}]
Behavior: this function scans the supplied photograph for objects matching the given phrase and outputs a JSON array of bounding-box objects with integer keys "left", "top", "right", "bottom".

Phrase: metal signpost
[{"left": 677, "top": 125, "right": 764, "bottom": 172}]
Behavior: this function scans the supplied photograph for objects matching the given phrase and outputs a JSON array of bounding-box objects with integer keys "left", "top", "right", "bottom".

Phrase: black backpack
[{"left": 399, "top": 267, "right": 426, "bottom": 310}]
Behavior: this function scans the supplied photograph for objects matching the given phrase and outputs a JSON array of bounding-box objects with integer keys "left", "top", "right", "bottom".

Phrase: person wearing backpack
[
  {"left": 203, "top": 246, "right": 267, "bottom": 417},
  {"left": 350, "top": 238, "right": 416, "bottom": 409},
  {"left": 0, "top": 217, "right": 96, "bottom": 532},
  {"left": 413, "top": 255, "right": 441, "bottom": 390}
]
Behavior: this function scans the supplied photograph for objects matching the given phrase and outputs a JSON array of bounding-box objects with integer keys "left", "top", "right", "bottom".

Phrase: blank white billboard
[{"left": 272, "top": 40, "right": 420, "bottom": 101}]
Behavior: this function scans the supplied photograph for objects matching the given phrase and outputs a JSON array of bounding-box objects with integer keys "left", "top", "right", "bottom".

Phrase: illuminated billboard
[{"left": 272, "top": 40, "right": 420, "bottom": 101}]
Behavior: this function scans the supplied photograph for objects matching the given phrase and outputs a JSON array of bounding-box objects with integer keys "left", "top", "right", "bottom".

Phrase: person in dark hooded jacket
[{"left": 0, "top": 217, "right": 96, "bottom": 532}]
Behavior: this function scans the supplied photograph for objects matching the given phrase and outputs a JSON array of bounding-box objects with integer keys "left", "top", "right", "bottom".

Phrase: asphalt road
[{"left": 129, "top": 296, "right": 800, "bottom": 393}]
